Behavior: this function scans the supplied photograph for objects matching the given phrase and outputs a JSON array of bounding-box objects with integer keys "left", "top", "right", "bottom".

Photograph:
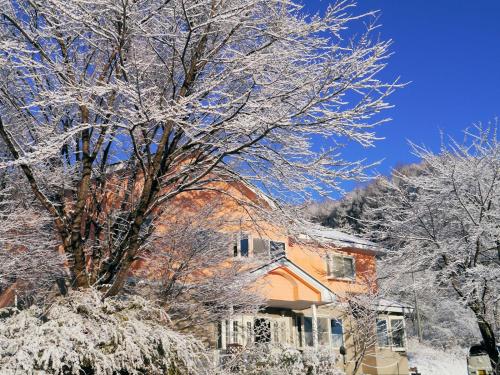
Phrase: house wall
[{"left": 287, "top": 240, "right": 377, "bottom": 296}]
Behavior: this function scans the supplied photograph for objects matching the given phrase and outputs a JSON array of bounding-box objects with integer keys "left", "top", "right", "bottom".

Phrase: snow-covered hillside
[{"left": 407, "top": 339, "right": 468, "bottom": 375}]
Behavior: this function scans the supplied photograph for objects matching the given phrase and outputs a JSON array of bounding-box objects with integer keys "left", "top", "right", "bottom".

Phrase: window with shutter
[
  {"left": 253, "top": 238, "right": 270, "bottom": 258},
  {"left": 233, "top": 233, "right": 249, "bottom": 257}
]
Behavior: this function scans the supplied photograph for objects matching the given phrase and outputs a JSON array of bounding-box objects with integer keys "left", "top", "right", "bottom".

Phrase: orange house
[
  {"left": 0, "top": 175, "right": 411, "bottom": 375},
  {"left": 166, "top": 182, "right": 412, "bottom": 375}
]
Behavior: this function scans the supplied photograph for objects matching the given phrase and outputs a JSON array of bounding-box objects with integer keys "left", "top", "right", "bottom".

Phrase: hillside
[{"left": 407, "top": 339, "right": 467, "bottom": 375}]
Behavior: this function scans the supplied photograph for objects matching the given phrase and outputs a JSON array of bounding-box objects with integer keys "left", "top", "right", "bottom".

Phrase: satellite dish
[{"left": 339, "top": 345, "right": 346, "bottom": 356}]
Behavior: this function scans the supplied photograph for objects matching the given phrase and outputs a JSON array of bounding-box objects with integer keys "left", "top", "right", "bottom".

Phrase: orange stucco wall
[
  {"left": 287, "top": 241, "right": 377, "bottom": 296},
  {"left": 257, "top": 267, "right": 322, "bottom": 303}
]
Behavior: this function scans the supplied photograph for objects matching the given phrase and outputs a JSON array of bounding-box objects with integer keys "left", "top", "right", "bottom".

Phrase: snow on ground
[{"left": 407, "top": 339, "right": 468, "bottom": 375}]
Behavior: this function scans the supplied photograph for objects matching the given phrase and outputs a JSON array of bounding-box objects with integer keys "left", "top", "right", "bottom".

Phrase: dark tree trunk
[
  {"left": 478, "top": 320, "right": 499, "bottom": 375},
  {"left": 476, "top": 314, "right": 498, "bottom": 373}
]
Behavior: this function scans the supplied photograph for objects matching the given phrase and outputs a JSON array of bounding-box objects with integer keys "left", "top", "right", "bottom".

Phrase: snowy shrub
[
  {"left": 222, "top": 344, "right": 343, "bottom": 375},
  {"left": 0, "top": 290, "right": 212, "bottom": 375}
]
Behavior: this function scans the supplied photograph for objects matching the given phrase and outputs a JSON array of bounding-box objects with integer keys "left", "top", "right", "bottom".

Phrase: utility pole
[{"left": 412, "top": 271, "right": 423, "bottom": 342}]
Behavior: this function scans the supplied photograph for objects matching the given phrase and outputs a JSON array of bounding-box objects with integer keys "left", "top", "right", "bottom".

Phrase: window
[
  {"left": 225, "top": 320, "right": 231, "bottom": 345},
  {"left": 273, "top": 321, "right": 280, "bottom": 343},
  {"left": 254, "top": 318, "right": 271, "bottom": 343},
  {"left": 246, "top": 321, "right": 253, "bottom": 345},
  {"left": 252, "top": 238, "right": 269, "bottom": 258},
  {"left": 296, "top": 316, "right": 303, "bottom": 347},
  {"left": 216, "top": 321, "right": 223, "bottom": 349},
  {"left": 330, "top": 319, "right": 344, "bottom": 347},
  {"left": 376, "top": 319, "right": 389, "bottom": 347},
  {"left": 390, "top": 318, "right": 405, "bottom": 348},
  {"left": 233, "top": 234, "right": 249, "bottom": 257},
  {"left": 377, "top": 318, "right": 406, "bottom": 349},
  {"left": 270, "top": 241, "right": 286, "bottom": 258},
  {"left": 233, "top": 321, "right": 239, "bottom": 344},
  {"left": 303, "top": 317, "right": 314, "bottom": 347},
  {"left": 327, "top": 255, "right": 355, "bottom": 279},
  {"left": 318, "top": 318, "right": 330, "bottom": 346}
]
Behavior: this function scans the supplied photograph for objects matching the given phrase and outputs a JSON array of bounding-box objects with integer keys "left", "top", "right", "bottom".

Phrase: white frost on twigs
[{"left": 0, "top": 290, "right": 211, "bottom": 375}]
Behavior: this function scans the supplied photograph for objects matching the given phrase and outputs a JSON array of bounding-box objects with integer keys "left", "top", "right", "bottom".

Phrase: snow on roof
[
  {"left": 377, "top": 298, "right": 414, "bottom": 314},
  {"left": 303, "top": 227, "right": 386, "bottom": 254}
]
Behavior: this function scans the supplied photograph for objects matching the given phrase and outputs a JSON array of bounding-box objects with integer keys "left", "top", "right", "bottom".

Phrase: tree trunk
[{"left": 476, "top": 314, "right": 498, "bottom": 373}]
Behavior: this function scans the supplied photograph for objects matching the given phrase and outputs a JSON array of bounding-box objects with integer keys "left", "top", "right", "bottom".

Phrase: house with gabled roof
[
  {"left": 0, "top": 175, "right": 411, "bottom": 375},
  {"left": 168, "top": 181, "right": 413, "bottom": 375}
]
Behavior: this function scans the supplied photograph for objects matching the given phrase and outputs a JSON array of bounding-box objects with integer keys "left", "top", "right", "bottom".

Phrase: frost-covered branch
[{"left": 0, "top": 0, "right": 398, "bottom": 296}]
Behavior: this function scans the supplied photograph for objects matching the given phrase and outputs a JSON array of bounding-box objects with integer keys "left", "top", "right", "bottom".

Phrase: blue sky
[{"left": 303, "top": 0, "right": 500, "bottom": 193}]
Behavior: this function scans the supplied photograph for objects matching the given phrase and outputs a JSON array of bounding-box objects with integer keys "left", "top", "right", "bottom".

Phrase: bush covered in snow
[
  {"left": 221, "top": 344, "right": 343, "bottom": 375},
  {"left": 0, "top": 290, "right": 211, "bottom": 375}
]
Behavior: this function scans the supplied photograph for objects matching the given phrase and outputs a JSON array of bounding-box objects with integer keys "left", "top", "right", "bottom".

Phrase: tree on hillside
[
  {"left": 366, "top": 126, "right": 500, "bottom": 370},
  {"left": 0, "top": 0, "right": 398, "bottom": 298},
  {"left": 307, "top": 162, "right": 485, "bottom": 349},
  {"left": 306, "top": 163, "right": 424, "bottom": 235}
]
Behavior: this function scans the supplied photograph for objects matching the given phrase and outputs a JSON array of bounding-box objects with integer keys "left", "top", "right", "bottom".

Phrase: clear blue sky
[{"left": 303, "top": 0, "right": 500, "bottom": 194}]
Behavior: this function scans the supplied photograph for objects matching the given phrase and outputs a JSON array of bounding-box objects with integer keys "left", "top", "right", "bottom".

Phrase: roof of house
[
  {"left": 377, "top": 298, "right": 414, "bottom": 314},
  {"left": 251, "top": 256, "right": 337, "bottom": 305},
  {"left": 301, "top": 227, "right": 386, "bottom": 254}
]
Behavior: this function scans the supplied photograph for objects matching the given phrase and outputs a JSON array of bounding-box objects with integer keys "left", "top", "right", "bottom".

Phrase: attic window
[{"left": 327, "top": 255, "right": 355, "bottom": 279}]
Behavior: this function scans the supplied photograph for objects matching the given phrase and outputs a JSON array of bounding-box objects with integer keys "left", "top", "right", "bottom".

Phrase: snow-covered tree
[
  {"left": 0, "top": 0, "right": 397, "bottom": 297},
  {"left": 0, "top": 168, "right": 66, "bottom": 305},
  {"left": 131, "top": 202, "right": 264, "bottom": 331},
  {"left": 366, "top": 126, "right": 500, "bottom": 370},
  {"left": 340, "top": 283, "right": 382, "bottom": 375}
]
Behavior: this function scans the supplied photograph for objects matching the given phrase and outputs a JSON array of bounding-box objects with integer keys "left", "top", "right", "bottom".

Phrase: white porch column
[
  {"left": 228, "top": 305, "right": 234, "bottom": 345},
  {"left": 312, "top": 303, "right": 318, "bottom": 348}
]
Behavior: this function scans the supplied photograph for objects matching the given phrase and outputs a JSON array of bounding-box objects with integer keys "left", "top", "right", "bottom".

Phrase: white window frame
[
  {"left": 296, "top": 314, "right": 344, "bottom": 349},
  {"left": 388, "top": 316, "right": 407, "bottom": 351},
  {"left": 218, "top": 315, "right": 292, "bottom": 349},
  {"left": 376, "top": 316, "right": 407, "bottom": 351},
  {"left": 233, "top": 232, "right": 250, "bottom": 258},
  {"left": 326, "top": 254, "right": 356, "bottom": 280},
  {"left": 330, "top": 318, "right": 344, "bottom": 348}
]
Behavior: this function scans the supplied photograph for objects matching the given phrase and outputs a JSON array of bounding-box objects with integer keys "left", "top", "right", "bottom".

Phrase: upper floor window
[
  {"left": 252, "top": 238, "right": 269, "bottom": 258},
  {"left": 233, "top": 234, "right": 286, "bottom": 259},
  {"left": 233, "top": 233, "right": 249, "bottom": 257},
  {"left": 270, "top": 240, "right": 286, "bottom": 258},
  {"left": 327, "top": 255, "right": 355, "bottom": 279}
]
